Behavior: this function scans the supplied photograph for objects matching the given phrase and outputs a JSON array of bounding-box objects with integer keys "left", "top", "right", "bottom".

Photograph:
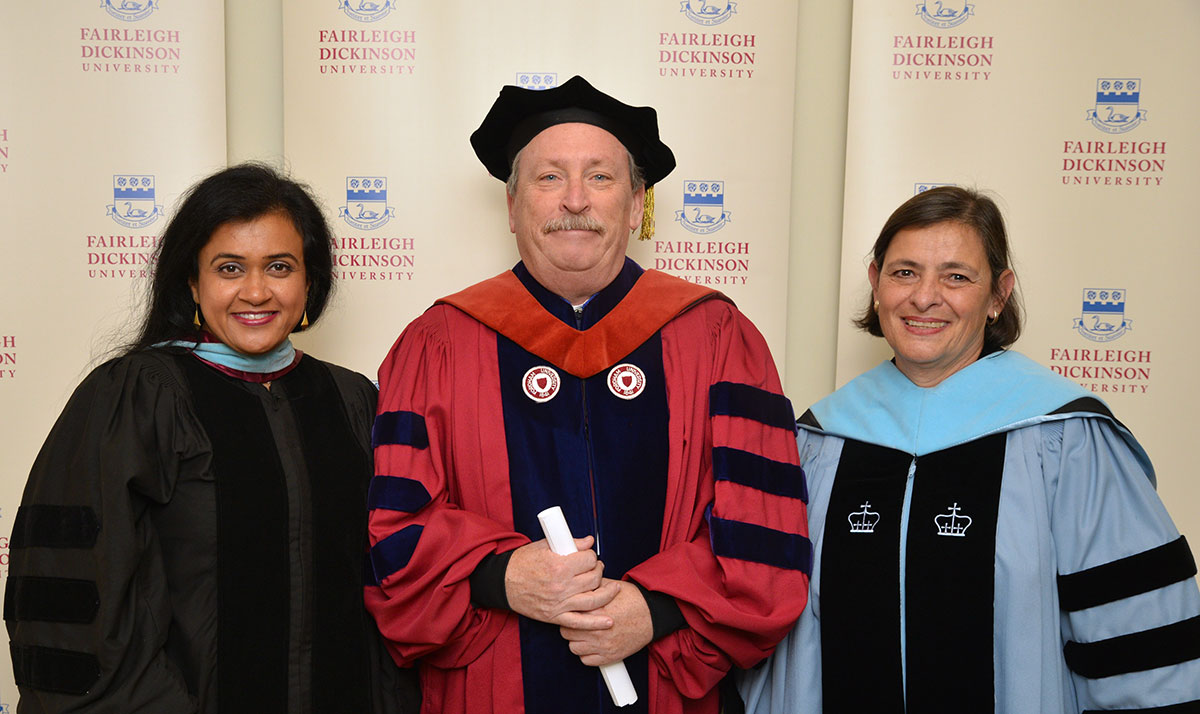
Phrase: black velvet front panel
[{"left": 182, "top": 358, "right": 290, "bottom": 714}]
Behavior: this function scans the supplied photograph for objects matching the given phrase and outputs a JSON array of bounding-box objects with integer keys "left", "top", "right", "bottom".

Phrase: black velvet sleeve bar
[{"left": 1058, "top": 536, "right": 1197, "bottom": 612}]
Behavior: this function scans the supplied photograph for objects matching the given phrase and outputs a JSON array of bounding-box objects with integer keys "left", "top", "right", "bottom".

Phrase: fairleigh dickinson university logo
[
  {"left": 107, "top": 175, "right": 162, "bottom": 229},
  {"left": 1074, "top": 289, "right": 1131, "bottom": 342},
  {"left": 339, "top": 0, "right": 395, "bottom": 23},
  {"left": 339, "top": 177, "right": 395, "bottom": 231},
  {"left": 102, "top": 0, "right": 158, "bottom": 22},
  {"left": 1087, "top": 79, "right": 1147, "bottom": 134},
  {"left": 517, "top": 73, "right": 557, "bottom": 91},
  {"left": 915, "top": 0, "right": 973, "bottom": 29},
  {"left": 675, "top": 181, "right": 730, "bottom": 235},
  {"left": 680, "top": 0, "right": 737, "bottom": 27}
]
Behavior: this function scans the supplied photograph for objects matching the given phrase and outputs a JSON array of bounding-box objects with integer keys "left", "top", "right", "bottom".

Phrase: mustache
[{"left": 543, "top": 214, "right": 604, "bottom": 233}]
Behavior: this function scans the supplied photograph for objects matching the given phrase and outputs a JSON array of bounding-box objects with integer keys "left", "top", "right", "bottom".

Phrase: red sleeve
[
  {"left": 626, "top": 301, "right": 811, "bottom": 699},
  {"left": 364, "top": 307, "right": 528, "bottom": 669}
]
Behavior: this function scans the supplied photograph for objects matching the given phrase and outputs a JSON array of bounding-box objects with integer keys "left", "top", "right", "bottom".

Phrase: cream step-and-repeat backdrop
[{"left": 0, "top": 0, "right": 1197, "bottom": 708}]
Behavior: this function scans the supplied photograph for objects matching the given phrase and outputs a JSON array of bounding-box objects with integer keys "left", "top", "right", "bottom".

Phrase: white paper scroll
[{"left": 536, "top": 506, "right": 637, "bottom": 707}]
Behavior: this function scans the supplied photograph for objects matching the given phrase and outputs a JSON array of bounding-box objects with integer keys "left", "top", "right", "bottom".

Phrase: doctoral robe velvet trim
[
  {"left": 182, "top": 357, "right": 375, "bottom": 714},
  {"left": 820, "top": 435, "right": 1005, "bottom": 714},
  {"left": 182, "top": 358, "right": 291, "bottom": 714},
  {"left": 436, "top": 268, "right": 725, "bottom": 378},
  {"left": 10, "top": 506, "right": 101, "bottom": 549},
  {"left": 487, "top": 263, "right": 670, "bottom": 714}
]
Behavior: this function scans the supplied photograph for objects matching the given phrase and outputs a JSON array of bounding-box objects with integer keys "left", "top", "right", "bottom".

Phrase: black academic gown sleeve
[{"left": 6, "top": 352, "right": 205, "bottom": 713}]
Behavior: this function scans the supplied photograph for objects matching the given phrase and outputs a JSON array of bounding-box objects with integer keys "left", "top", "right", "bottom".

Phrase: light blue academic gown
[{"left": 740, "top": 350, "right": 1200, "bottom": 713}]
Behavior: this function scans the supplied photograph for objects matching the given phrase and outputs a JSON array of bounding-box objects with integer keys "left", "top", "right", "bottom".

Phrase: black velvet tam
[{"left": 470, "top": 75, "right": 676, "bottom": 186}]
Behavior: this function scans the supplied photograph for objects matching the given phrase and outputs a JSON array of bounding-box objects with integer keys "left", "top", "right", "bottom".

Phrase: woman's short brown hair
[{"left": 854, "top": 186, "right": 1023, "bottom": 351}]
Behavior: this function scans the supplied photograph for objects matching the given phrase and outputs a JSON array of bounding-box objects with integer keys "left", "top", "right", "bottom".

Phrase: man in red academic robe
[{"left": 365, "top": 76, "right": 810, "bottom": 714}]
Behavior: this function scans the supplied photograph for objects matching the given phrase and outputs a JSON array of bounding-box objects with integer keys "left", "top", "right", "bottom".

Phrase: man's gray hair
[{"left": 506, "top": 147, "right": 645, "bottom": 198}]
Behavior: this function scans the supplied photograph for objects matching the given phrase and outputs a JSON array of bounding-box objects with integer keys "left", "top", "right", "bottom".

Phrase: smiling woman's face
[
  {"left": 868, "top": 220, "right": 1012, "bottom": 387},
  {"left": 189, "top": 212, "right": 307, "bottom": 355}
]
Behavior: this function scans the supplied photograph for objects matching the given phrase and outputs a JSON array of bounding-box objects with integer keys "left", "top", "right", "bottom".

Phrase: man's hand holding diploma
[{"left": 504, "top": 536, "right": 621, "bottom": 628}]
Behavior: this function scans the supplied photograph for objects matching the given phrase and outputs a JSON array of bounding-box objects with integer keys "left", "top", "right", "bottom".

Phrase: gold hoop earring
[
  {"left": 873, "top": 299, "right": 880, "bottom": 312},
  {"left": 987, "top": 310, "right": 999, "bottom": 325}
]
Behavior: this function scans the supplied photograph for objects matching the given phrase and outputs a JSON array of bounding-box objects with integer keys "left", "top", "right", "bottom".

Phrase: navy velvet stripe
[
  {"left": 710, "top": 515, "right": 812, "bottom": 573},
  {"left": 368, "top": 476, "right": 432, "bottom": 513},
  {"left": 709, "top": 382, "right": 796, "bottom": 431},
  {"left": 1065, "top": 614, "right": 1200, "bottom": 679},
  {"left": 713, "top": 446, "right": 808, "bottom": 502},
  {"left": 1058, "top": 536, "right": 1197, "bottom": 612},
  {"left": 1084, "top": 700, "right": 1200, "bottom": 714},
  {"left": 372, "top": 410, "right": 429, "bottom": 449},
  {"left": 498, "top": 324, "right": 665, "bottom": 714},
  {"left": 10, "top": 643, "right": 100, "bottom": 696},
  {"left": 10, "top": 505, "right": 100, "bottom": 549},
  {"left": 369, "top": 525, "right": 424, "bottom": 584},
  {"left": 4, "top": 576, "right": 99, "bottom": 625}
]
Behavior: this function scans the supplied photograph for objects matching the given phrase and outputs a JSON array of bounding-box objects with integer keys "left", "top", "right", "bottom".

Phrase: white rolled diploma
[{"left": 536, "top": 506, "right": 638, "bottom": 707}]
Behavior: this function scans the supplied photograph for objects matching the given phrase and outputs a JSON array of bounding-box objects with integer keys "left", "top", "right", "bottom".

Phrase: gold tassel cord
[{"left": 639, "top": 185, "right": 655, "bottom": 241}]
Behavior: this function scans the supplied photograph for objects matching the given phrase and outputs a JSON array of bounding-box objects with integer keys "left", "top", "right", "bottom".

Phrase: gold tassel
[
  {"left": 193, "top": 306, "right": 202, "bottom": 328},
  {"left": 638, "top": 185, "right": 655, "bottom": 241}
]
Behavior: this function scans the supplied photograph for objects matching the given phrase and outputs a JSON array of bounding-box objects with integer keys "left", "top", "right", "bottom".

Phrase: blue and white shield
[
  {"left": 680, "top": 0, "right": 737, "bottom": 27},
  {"left": 1073, "top": 288, "right": 1132, "bottom": 342},
  {"left": 101, "top": 0, "right": 158, "bottom": 22},
  {"left": 675, "top": 180, "right": 730, "bottom": 235},
  {"left": 107, "top": 174, "right": 162, "bottom": 229},
  {"left": 517, "top": 73, "right": 558, "bottom": 91},
  {"left": 1087, "top": 79, "right": 1146, "bottom": 134},
  {"left": 915, "top": 1, "right": 974, "bottom": 29},
  {"left": 338, "top": 0, "right": 395, "bottom": 23},
  {"left": 339, "top": 176, "right": 395, "bottom": 231}
]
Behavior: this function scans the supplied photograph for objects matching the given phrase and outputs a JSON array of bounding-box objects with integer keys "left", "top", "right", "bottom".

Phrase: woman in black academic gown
[{"left": 4, "top": 164, "right": 419, "bottom": 713}]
